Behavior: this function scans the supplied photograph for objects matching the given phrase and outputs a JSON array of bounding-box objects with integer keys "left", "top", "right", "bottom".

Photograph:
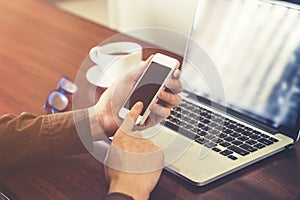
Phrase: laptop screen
[{"left": 181, "top": 0, "right": 300, "bottom": 140}]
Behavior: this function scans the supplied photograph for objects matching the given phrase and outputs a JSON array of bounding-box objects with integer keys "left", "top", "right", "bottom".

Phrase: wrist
[{"left": 88, "top": 105, "right": 119, "bottom": 138}]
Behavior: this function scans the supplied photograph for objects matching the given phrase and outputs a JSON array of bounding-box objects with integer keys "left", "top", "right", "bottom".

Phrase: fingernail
[
  {"left": 158, "top": 90, "right": 164, "bottom": 98},
  {"left": 136, "top": 101, "right": 143, "bottom": 107}
]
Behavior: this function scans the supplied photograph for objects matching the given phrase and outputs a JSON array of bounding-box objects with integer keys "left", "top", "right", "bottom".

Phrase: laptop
[{"left": 141, "top": 0, "right": 300, "bottom": 186}]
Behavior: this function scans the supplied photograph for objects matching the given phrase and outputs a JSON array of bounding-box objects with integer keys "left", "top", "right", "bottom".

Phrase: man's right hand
[{"left": 104, "top": 102, "right": 164, "bottom": 200}]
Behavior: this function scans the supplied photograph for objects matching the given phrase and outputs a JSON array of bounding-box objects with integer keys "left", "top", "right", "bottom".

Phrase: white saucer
[{"left": 86, "top": 65, "right": 113, "bottom": 88}]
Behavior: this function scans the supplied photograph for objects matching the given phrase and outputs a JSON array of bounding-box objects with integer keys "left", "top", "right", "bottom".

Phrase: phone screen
[{"left": 124, "top": 61, "right": 172, "bottom": 115}]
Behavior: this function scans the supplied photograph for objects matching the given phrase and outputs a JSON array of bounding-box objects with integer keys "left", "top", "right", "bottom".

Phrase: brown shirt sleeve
[{"left": 0, "top": 109, "right": 93, "bottom": 170}]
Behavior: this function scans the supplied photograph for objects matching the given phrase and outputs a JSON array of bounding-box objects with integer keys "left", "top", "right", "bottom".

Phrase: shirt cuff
[
  {"left": 105, "top": 193, "right": 134, "bottom": 200},
  {"left": 88, "top": 106, "right": 107, "bottom": 141}
]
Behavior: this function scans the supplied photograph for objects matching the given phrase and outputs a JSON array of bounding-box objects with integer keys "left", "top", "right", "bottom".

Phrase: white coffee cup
[{"left": 87, "top": 42, "right": 142, "bottom": 87}]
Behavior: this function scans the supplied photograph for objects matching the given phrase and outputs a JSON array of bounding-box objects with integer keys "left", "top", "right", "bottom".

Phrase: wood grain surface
[{"left": 0, "top": 0, "right": 299, "bottom": 200}]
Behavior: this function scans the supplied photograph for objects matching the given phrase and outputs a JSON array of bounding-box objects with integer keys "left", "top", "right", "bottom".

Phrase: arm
[
  {"left": 0, "top": 64, "right": 181, "bottom": 171},
  {"left": 0, "top": 109, "right": 93, "bottom": 170}
]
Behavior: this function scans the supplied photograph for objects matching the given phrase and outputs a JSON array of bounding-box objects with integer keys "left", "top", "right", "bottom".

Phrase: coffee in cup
[{"left": 87, "top": 42, "right": 142, "bottom": 87}]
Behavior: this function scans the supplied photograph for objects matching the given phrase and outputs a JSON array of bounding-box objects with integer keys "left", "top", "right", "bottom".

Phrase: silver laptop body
[{"left": 143, "top": 0, "right": 300, "bottom": 186}]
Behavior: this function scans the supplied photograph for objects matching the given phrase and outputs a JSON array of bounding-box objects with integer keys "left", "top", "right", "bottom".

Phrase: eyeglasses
[
  {"left": 0, "top": 191, "right": 11, "bottom": 200},
  {"left": 44, "top": 77, "right": 78, "bottom": 114}
]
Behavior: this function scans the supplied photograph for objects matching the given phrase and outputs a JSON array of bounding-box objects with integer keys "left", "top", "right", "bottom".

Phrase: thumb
[
  {"left": 118, "top": 101, "right": 143, "bottom": 137},
  {"left": 129, "top": 101, "right": 144, "bottom": 123}
]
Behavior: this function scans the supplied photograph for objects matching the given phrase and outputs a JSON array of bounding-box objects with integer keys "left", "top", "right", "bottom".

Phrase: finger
[
  {"left": 165, "top": 78, "right": 183, "bottom": 94},
  {"left": 150, "top": 103, "right": 171, "bottom": 119},
  {"left": 158, "top": 90, "right": 182, "bottom": 108},
  {"left": 172, "top": 69, "right": 181, "bottom": 79},
  {"left": 129, "top": 101, "right": 144, "bottom": 123}
]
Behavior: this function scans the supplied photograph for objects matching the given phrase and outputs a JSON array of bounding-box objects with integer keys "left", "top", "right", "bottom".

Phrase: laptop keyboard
[{"left": 163, "top": 99, "right": 279, "bottom": 160}]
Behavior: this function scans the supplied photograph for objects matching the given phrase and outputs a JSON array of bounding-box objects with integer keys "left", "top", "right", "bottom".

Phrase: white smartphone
[{"left": 118, "top": 53, "right": 180, "bottom": 125}]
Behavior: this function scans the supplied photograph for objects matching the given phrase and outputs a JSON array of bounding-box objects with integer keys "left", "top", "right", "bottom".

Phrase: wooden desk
[{"left": 0, "top": 1, "right": 299, "bottom": 199}]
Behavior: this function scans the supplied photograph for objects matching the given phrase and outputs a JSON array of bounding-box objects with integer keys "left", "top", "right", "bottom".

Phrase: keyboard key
[
  {"left": 232, "top": 140, "right": 243, "bottom": 145},
  {"left": 202, "top": 126, "right": 209, "bottom": 131},
  {"left": 219, "top": 133, "right": 227, "bottom": 138},
  {"left": 203, "top": 112, "right": 211, "bottom": 119},
  {"left": 235, "top": 127, "right": 244, "bottom": 132},
  {"left": 260, "top": 133, "right": 270, "bottom": 139},
  {"left": 202, "top": 118, "right": 210, "bottom": 124},
  {"left": 173, "top": 106, "right": 181, "bottom": 111},
  {"left": 174, "top": 120, "right": 181, "bottom": 126},
  {"left": 220, "top": 141, "right": 231, "bottom": 147},
  {"left": 237, "top": 136, "right": 249, "bottom": 141},
  {"left": 252, "top": 130, "right": 261, "bottom": 135},
  {"left": 211, "top": 116, "right": 224, "bottom": 123},
  {"left": 249, "top": 134, "right": 261, "bottom": 140},
  {"left": 230, "top": 120, "right": 237, "bottom": 125},
  {"left": 181, "top": 109, "right": 187, "bottom": 114},
  {"left": 254, "top": 143, "right": 266, "bottom": 149},
  {"left": 204, "top": 142, "right": 216, "bottom": 148},
  {"left": 246, "top": 139, "right": 257, "bottom": 145},
  {"left": 239, "top": 124, "right": 246, "bottom": 129},
  {"left": 198, "top": 130, "right": 207, "bottom": 136},
  {"left": 165, "top": 121, "right": 197, "bottom": 140},
  {"left": 210, "top": 122, "right": 219, "bottom": 127},
  {"left": 269, "top": 137, "right": 279, "bottom": 143},
  {"left": 258, "top": 138, "right": 273, "bottom": 146},
  {"left": 212, "top": 130, "right": 222, "bottom": 137},
  {"left": 183, "top": 123, "right": 193, "bottom": 130},
  {"left": 167, "top": 115, "right": 174, "bottom": 120},
  {"left": 196, "top": 137, "right": 204, "bottom": 144},
  {"left": 220, "top": 150, "right": 233, "bottom": 156},
  {"left": 224, "top": 136, "right": 235, "bottom": 142},
  {"left": 173, "top": 112, "right": 181, "bottom": 118},
  {"left": 228, "top": 124, "right": 237, "bottom": 129},
  {"left": 240, "top": 144, "right": 257, "bottom": 152},
  {"left": 212, "top": 147, "right": 221, "bottom": 152},
  {"left": 228, "top": 145, "right": 250, "bottom": 156},
  {"left": 223, "top": 128, "right": 233, "bottom": 134},
  {"left": 183, "top": 117, "right": 195, "bottom": 124},
  {"left": 224, "top": 120, "right": 230, "bottom": 126},
  {"left": 164, "top": 121, "right": 179, "bottom": 131},
  {"left": 245, "top": 127, "right": 253, "bottom": 131},
  {"left": 181, "top": 122, "right": 189, "bottom": 129},
  {"left": 241, "top": 130, "right": 252, "bottom": 136},
  {"left": 228, "top": 155, "right": 238, "bottom": 160},
  {"left": 190, "top": 112, "right": 199, "bottom": 119},
  {"left": 216, "top": 138, "right": 223, "bottom": 144},
  {"left": 189, "top": 126, "right": 198, "bottom": 133},
  {"left": 170, "top": 115, "right": 177, "bottom": 121},
  {"left": 205, "top": 134, "right": 216, "bottom": 140},
  {"left": 198, "top": 122, "right": 206, "bottom": 128},
  {"left": 229, "top": 132, "right": 241, "bottom": 138}
]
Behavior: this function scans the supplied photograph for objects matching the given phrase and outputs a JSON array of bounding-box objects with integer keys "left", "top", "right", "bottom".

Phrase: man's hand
[
  {"left": 94, "top": 55, "right": 183, "bottom": 137},
  {"left": 104, "top": 102, "right": 164, "bottom": 200}
]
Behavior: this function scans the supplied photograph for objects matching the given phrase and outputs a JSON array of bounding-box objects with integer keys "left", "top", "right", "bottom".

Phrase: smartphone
[{"left": 118, "top": 53, "right": 180, "bottom": 125}]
